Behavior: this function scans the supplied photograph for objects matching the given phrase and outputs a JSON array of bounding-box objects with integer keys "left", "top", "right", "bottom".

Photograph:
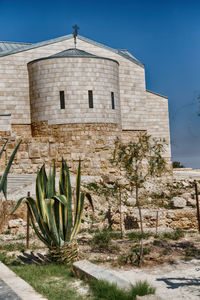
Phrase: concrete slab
[
  {"left": 136, "top": 296, "right": 163, "bottom": 300},
  {"left": 73, "top": 259, "right": 131, "bottom": 290},
  {"left": 0, "top": 262, "right": 47, "bottom": 300}
]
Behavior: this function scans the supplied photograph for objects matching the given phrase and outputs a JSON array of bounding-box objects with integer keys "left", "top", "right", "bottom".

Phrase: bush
[
  {"left": 127, "top": 231, "right": 152, "bottom": 241},
  {"left": 173, "top": 161, "right": 185, "bottom": 168},
  {"left": 161, "top": 229, "right": 184, "bottom": 241},
  {"left": 91, "top": 229, "right": 111, "bottom": 250},
  {"left": 90, "top": 228, "right": 120, "bottom": 253},
  {"left": 90, "top": 279, "right": 155, "bottom": 300}
]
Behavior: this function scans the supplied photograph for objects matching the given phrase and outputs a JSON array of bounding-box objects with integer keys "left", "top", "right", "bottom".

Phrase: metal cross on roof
[{"left": 73, "top": 24, "right": 79, "bottom": 48}]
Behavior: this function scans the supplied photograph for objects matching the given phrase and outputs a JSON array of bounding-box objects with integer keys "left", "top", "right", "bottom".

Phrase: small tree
[
  {"left": 111, "top": 133, "right": 168, "bottom": 265},
  {"left": 86, "top": 179, "right": 126, "bottom": 238},
  {"left": 173, "top": 161, "right": 184, "bottom": 168}
]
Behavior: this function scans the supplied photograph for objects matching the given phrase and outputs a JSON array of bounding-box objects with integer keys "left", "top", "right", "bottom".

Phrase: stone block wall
[
  {"left": 146, "top": 91, "right": 171, "bottom": 158},
  {"left": 0, "top": 123, "right": 121, "bottom": 175},
  {"left": 0, "top": 35, "right": 171, "bottom": 172},
  {"left": 28, "top": 56, "right": 121, "bottom": 125},
  {"left": 0, "top": 36, "right": 147, "bottom": 131},
  {"left": 0, "top": 115, "right": 11, "bottom": 132}
]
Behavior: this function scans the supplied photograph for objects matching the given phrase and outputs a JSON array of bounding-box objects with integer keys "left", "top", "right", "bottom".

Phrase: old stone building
[{"left": 0, "top": 33, "right": 171, "bottom": 175}]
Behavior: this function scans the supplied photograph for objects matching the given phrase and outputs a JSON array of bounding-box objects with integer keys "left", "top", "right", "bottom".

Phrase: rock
[
  {"left": 181, "top": 181, "right": 189, "bottom": 188},
  {"left": 182, "top": 193, "right": 192, "bottom": 200},
  {"left": 126, "top": 198, "right": 136, "bottom": 206},
  {"left": 187, "top": 199, "right": 196, "bottom": 207},
  {"left": 8, "top": 218, "right": 26, "bottom": 228},
  {"left": 147, "top": 197, "right": 152, "bottom": 203},
  {"left": 121, "top": 206, "right": 128, "bottom": 213},
  {"left": 171, "top": 197, "right": 186, "bottom": 208}
]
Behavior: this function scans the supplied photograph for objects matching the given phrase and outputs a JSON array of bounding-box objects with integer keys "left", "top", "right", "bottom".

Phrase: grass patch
[
  {"left": 160, "top": 229, "right": 185, "bottom": 241},
  {"left": 1, "top": 253, "right": 156, "bottom": 300},
  {"left": 90, "top": 229, "right": 120, "bottom": 252},
  {"left": 90, "top": 279, "right": 155, "bottom": 300},
  {"left": 0, "top": 241, "right": 42, "bottom": 252},
  {"left": 10, "top": 263, "right": 91, "bottom": 300},
  {"left": 91, "top": 229, "right": 111, "bottom": 249},
  {"left": 127, "top": 231, "right": 152, "bottom": 241},
  {"left": 0, "top": 242, "right": 26, "bottom": 252}
]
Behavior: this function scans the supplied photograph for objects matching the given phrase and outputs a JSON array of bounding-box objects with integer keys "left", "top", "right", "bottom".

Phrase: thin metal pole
[
  {"left": 119, "top": 188, "right": 123, "bottom": 239},
  {"left": 194, "top": 181, "right": 200, "bottom": 233},
  {"left": 26, "top": 191, "right": 30, "bottom": 248},
  {"left": 156, "top": 211, "right": 159, "bottom": 236}
]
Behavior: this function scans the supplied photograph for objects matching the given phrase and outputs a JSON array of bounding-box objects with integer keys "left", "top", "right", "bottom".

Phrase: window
[
  {"left": 88, "top": 90, "right": 93, "bottom": 108},
  {"left": 111, "top": 92, "right": 115, "bottom": 109},
  {"left": 60, "top": 91, "right": 65, "bottom": 109}
]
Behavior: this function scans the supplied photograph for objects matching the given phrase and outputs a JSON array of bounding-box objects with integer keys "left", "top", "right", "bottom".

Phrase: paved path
[
  {"left": 173, "top": 170, "right": 200, "bottom": 180},
  {"left": 0, "top": 279, "right": 21, "bottom": 300},
  {"left": 0, "top": 262, "right": 47, "bottom": 300},
  {"left": 110, "top": 259, "right": 200, "bottom": 300}
]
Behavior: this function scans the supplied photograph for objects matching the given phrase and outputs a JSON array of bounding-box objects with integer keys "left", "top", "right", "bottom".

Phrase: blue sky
[{"left": 0, "top": 0, "right": 200, "bottom": 168}]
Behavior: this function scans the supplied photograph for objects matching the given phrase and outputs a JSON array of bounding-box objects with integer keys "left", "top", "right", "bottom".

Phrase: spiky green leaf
[
  {"left": 0, "top": 140, "right": 21, "bottom": 199},
  {"left": 0, "top": 140, "right": 8, "bottom": 160}
]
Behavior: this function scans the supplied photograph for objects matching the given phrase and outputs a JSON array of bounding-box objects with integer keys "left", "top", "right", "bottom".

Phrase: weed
[
  {"left": 118, "top": 245, "right": 150, "bottom": 266},
  {"left": 117, "top": 254, "right": 127, "bottom": 266},
  {"left": 90, "top": 279, "right": 155, "bottom": 300},
  {"left": 0, "top": 252, "right": 20, "bottom": 265},
  {"left": 109, "top": 231, "right": 121, "bottom": 240},
  {"left": 162, "top": 248, "right": 171, "bottom": 255},
  {"left": 91, "top": 229, "right": 112, "bottom": 251},
  {"left": 153, "top": 239, "right": 165, "bottom": 247},
  {"left": 0, "top": 242, "right": 26, "bottom": 252},
  {"left": 127, "top": 231, "right": 152, "bottom": 241},
  {"left": 0, "top": 252, "right": 9, "bottom": 264},
  {"left": 160, "top": 229, "right": 184, "bottom": 241},
  {"left": 184, "top": 243, "right": 200, "bottom": 258},
  {"left": 3, "top": 230, "right": 11, "bottom": 235},
  {"left": 91, "top": 229, "right": 121, "bottom": 253},
  {"left": 151, "top": 192, "right": 166, "bottom": 199}
]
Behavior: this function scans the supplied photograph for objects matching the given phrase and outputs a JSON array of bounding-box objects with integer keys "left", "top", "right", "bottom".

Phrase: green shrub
[
  {"left": 161, "top": 229, "right": 184, "bottom": 241},
  {"left": 91, "top": 229, "right": 111, "bottom": 250},
  {"left": 127, "top": 231, "right": 152, "bottom": 241},
  {"left": 90, "top": 279, "right": 155, "bottom": 300},
  {"left": 0, "top": 242, "right": 25, "bottom": 252}
]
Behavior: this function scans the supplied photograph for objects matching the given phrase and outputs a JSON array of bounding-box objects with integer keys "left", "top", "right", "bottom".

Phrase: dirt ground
[{"left": 1, "top": 228, "right": 200, "bottom": 268}]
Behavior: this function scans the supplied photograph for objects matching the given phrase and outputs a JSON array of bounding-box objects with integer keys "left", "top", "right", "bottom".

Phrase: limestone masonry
[{"left": 0, "top": 34, "right": 171, "bottom": 174}]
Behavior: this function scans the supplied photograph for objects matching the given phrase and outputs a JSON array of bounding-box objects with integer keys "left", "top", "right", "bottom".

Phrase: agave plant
[
  {"left": 0, "top": 140, "right": 21, "bottom": 199},
  {"left": 11, "top": 158, "right": 93, "bottom": 264}
]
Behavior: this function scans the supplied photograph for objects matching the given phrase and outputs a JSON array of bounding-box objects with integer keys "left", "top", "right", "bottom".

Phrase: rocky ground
[
  {"left": 0, "top": 170, "right": 199, "bottom": 265},
  {"left": 1, "top": 169, "right": 200, "bottom": 299}
]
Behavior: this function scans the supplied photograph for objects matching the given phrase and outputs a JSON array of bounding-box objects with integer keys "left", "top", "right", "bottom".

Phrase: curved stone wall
[{"left": 28, "top": 57, "right": 121, "bottom": 126}]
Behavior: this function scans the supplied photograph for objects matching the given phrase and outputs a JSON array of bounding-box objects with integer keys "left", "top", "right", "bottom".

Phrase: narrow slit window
[
  {"left": 111, "top": 92, "right": 115, "bottom": 109},
  {"left": 88, "top": 90, "right": 93, "bottom": 108},
  {"left": 60, "top": 91, "right": 65, "bottom": 109}
]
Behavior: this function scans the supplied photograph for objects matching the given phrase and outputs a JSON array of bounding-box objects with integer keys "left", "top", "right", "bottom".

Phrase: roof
[
  {"left": 0, "top": 41, "right": 32, "bottom": 53},
  {"left": 49, "top": 48, "right": 97, "bottom": 58},
  {"left": 146, "top": 89, "right": 168, "bottom": 99},
  {"left": 0, "top": 34, "right": 144, "bottom": 68},
  {"left": 28, "top": 48, "right": 119, "bottom": 65}
]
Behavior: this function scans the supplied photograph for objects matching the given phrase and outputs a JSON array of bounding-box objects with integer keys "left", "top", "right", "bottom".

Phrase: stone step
[{"left": 73, "top": 259, "right": 131, "bottom": 290}]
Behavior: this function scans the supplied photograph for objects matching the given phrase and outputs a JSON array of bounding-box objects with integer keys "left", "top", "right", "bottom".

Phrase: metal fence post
[
  {"left": 26, "top": 191, "right": 30, "bottom": 248},
  {"left": 194, "top": 181, "right": 200, "bottom": 233}
]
